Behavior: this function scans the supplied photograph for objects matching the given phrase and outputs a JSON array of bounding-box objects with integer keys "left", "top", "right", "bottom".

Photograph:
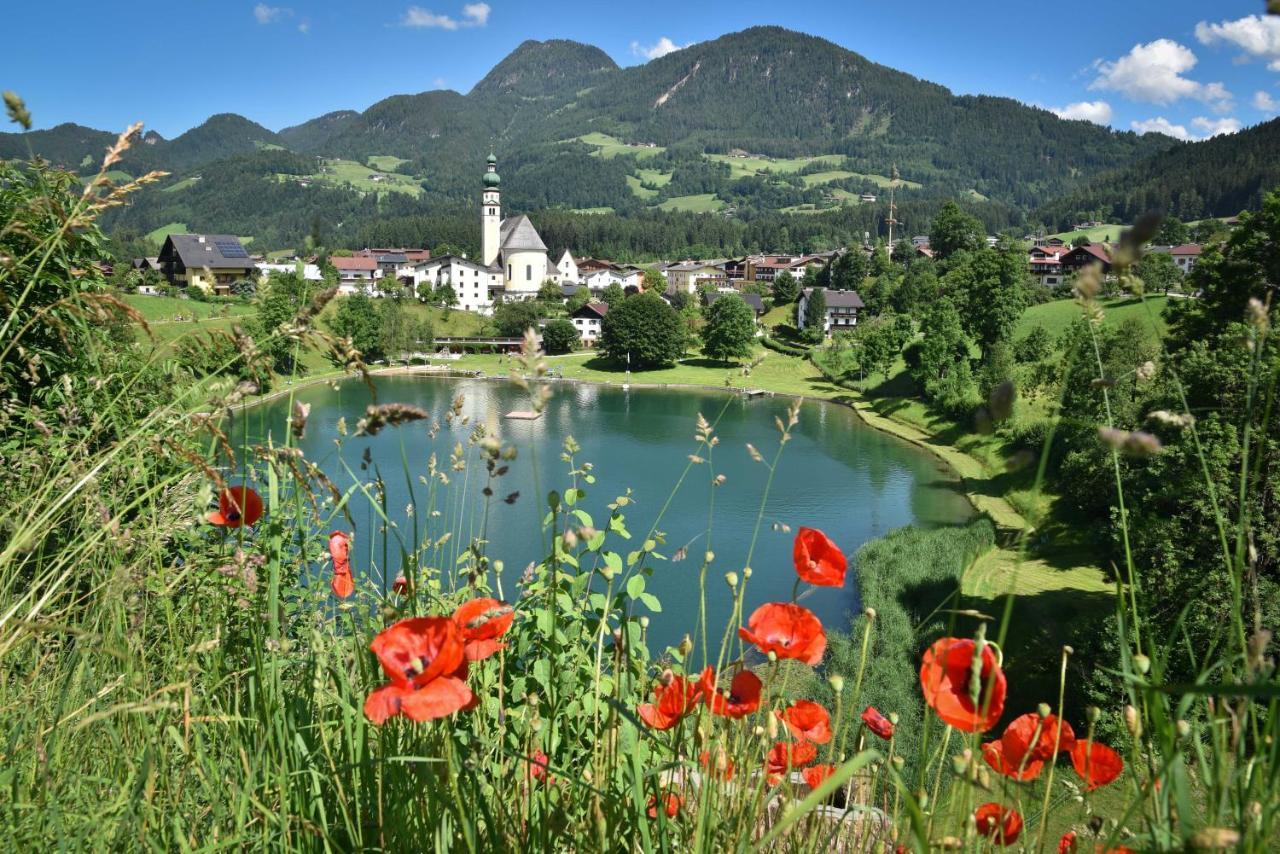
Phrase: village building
[
  {"left": 1166, "top": 244, "right": 1203, "bottom": 274},
  {"left": 1028, "top": 245, "right": 1068, "bottom": 287},
  {"left": 256, "top": 261, "right": 323, "bottom": 282},
  {"left": 570, "top": 301, "right": 609, "bottom": 345},
  {"left": 156, "top": 234, "right": 254, "bottom": 295},
  {"left": 797, "top": 288, "right": 865, "bottom": 335},
  {"left": 412, "top": 255, "right": 503, "bottom": 315},
  {"left": 331, "top": 256, "right": 379, "bottom": 295},
  {"left": 555, "top": 249, "right": 579, "bottom": 284},
  {"left": 1059, "top": 243, "right": 1112, "bottom": 276},
  {"left": 664, "top": 262, "right": 722, "bottom": 295}
]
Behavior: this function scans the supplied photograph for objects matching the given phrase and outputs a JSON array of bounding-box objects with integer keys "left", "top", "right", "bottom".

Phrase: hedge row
[{"left": 761, "top": 335, "right": 809, "bottom": 357}]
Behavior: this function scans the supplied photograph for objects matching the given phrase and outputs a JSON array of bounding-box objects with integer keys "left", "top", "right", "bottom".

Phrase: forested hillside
[
  {"left": 6, "top": 25, "right": 1255, "bottom": 251},
  {"left": 1036, "top": 117, "right": 1280, "bottom": 228}
]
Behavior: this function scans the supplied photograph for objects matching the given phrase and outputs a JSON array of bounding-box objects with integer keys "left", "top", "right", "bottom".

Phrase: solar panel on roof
[{"left": 214, "top": 240, "right": 248, "bottom": 258}]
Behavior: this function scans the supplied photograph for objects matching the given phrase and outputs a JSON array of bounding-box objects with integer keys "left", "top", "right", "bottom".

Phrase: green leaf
[
  {"left": 626, "top": 574, "right": 645, "bottom": 600},
  {"left": 571, "top": 508, "right": 593, "bottom": 528},
  {"left": 639, "top": 592, "right": 662, "bottom": 612}
]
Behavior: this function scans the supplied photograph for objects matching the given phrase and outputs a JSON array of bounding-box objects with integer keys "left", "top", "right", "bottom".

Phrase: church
[{"left": 410, "top": 154, "right": 556, "bottom": 315}]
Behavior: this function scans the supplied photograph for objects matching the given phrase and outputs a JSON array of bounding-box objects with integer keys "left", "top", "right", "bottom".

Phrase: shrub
[{"left": 541, "top": 318, "right": 578, "bottom": 355}]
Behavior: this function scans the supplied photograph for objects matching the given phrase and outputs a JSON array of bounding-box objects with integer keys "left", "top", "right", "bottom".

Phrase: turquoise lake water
[{"left": 235, "top": 375, "right": 973, "bottom": 651}]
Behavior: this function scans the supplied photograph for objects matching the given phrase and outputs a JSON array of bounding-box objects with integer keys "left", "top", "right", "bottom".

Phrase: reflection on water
[{"left": 233, "top": 376, "right": 973, "bottom": 651}]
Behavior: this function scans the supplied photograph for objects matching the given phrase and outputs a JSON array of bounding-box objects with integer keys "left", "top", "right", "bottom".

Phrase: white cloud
[
  {"left": 297, "top": 20, "right": 310, "bottom": 34},
  {"left": 401, "top": 3, "right": 489, "bottom": 29},
  {"left": 434, "top": 77, "right": 448, "bottom": 88},
  {"left": 630, "top": 37, "right": 688, "bottom": 61},
  {"left": 1191, "top": 116, "right": 1242, "bottom": 137},
  {"left": 1090, "top": 39, "right": 1232, "bottom": 109},
  {"left": 1131, "top": 116, "right": 1193, "bottom": 140},
  {"left": 1049, "top": 100, "right": 1113, "bottom": 124},
  {"left": 1196, "top": 14, "right": 1280, "bottom": 72},
  {"left": 1255, "top": 90, "right": 1279, "bottom": 113},
  {"left": 1131, "top": 115, "right": 1242, "bottom": 141},
  {"left": 254, "top": 4, "right": 291, "bottom": 24}
]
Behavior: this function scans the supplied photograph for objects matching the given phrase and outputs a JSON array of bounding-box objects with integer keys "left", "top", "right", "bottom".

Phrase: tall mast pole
[{"left": 887, "top": 163, "right": 900, "bottom": 250}]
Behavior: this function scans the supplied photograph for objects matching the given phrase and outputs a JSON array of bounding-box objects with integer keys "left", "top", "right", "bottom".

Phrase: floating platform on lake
[
  {"left": 504, "top": 410, "right": 542, "bottom": 421},
  {"left": 743, "top": 388, "right": 769, "bottom": 398}
]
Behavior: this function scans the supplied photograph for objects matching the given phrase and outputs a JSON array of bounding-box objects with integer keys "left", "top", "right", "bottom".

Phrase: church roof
[{"left": 499, "top": 215, "right": 548, "bottom": 253}]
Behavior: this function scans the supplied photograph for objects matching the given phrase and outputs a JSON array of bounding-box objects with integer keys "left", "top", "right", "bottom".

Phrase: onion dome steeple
[{"left": 483, "top": 152, "right": 501, "bottom": 188}]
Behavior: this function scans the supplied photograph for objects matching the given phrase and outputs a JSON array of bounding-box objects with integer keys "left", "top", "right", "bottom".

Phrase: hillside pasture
[
  {"left": 366, "top": 155, "right": 411, "bottom": 172},
  {"left": 656, "top": 193, "right": 725, "bottom": 213},
  {"left": 571, "top": 132, "right": 666, "bottom": 160},
  {"left": 1016, "top": 294, "right": 1170, "bottom": 340}
]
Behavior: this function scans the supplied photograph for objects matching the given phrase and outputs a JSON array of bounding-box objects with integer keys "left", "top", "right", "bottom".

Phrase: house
[
  {"left": 156, "top": 234, "right": 255, "bottom": 295},
  {"left": 704, "top": 290, "right": 766, "bottom": 319},
  {"left": 1059, "top": 243, "right": 1112, "bottom": 275},
  {"left": 412, "top": 255, "right": 504, "bottom": 315},
  {"left": 331, "top": 256, "right": 380, "bottom": 295},
  {"left": 664, "top": 262, "right": 722, "bottom": 295},
  {"left": 555, "top": 249, "right": 580, "bottom": 283},
  {"left": 256, "top": 261, "right": 323, "bottom": 282},
  {"left": 797, "top": 288, "right": 865, "bottom": 335},
  {"left": 570, "top": 301, "right": 609, "bottom": 345},
  {"left": 1027, "top": 246, "right": 1068, "bottom": 288},
  {"left": 1168, "top": 244, "right": 1203, "bottom": 273},
  {"left": 911, "top": 235, "right": 931, "bottom": 248}
]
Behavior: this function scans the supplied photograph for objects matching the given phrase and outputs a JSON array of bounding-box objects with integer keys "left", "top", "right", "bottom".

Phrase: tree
[
  {"left": 941, "top": 247, "right": 1027, "bottom": 357},
  {"left": 602, "top": 282, "right": 626, "bottom": 307},
  {"left": 1135, "top": 251, "right": 1183, "bottom": 294},
  {"left": 702, "top": 294, "right": 756, "bottom": 364},
  {"left": 912, "top": 297, "right": 971, "bottom": 389},
  {"left": 328, "top": 293, "right": 384, "bottom": 360},
  {"left": 772, "top": 270, "right": 799, "bottom": 304},
  {"left": 541, "top": 319, "right": 579, "bottom": 355},
  {"left": 493, "top": 300, "right": 542, "bottom": 337},
  {"left": 668, "top": 290, "right": 691, "bottom": 312},
  {"left": 829, "top": 250, "right": 867, "bottom": 292},
  {"left": 435, "top": 282, "right": 458, "bottom": 311},
  {"left": 1153, "top": 216, "right": 1190, "bottom": 246},
  {"left": 1013, "top": 326, "right": 1053, "bottom": 363},
  {"left": 642, "top": 269, "right": 666, "bottom": 292},
  {"left": 566, "top": 288, "right": 591, "bottom": 313},
  {"left": 537, "top": 280, "right": 563, "bottom": 304},
  {"left": 892, "top": 257, "right": 940, "bottom": 315},
  {"left": 929, "top": 200, "right": 985, "bottom": 259},
  {"left": 861, "top": 319, "right": 901, "bottom": 383},
  {"left": 803, "top": 287, "right": 827, "bottom": 342},
  {"left": 599, "top": 293, "right": 686, "bottom": 369}
]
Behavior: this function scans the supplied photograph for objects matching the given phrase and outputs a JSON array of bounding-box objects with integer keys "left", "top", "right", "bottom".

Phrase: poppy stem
[{"left": 1034, "top": 646, "right": 1072, "bottom": 854}]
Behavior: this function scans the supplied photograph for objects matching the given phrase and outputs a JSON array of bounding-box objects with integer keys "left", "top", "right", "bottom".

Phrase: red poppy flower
[
  {"left": 363, "top": 616, "right": 473, "bottom": 724},
  {"left": 793, "top": 527, "right": 847, "bottom": 587},
  {"left": 329, "top": 531, "right": 354, "bottom": 599},
  {"left": 208, "top": 485, "right": 263, "bottom": 528},
  {"left": 701, "top": 667, "right": 762, "bottom": 718},
  {"left": 529, "top": 749, "right": 553, "bottom": 784},
  {"left": 1058, "top": 831, "right": 1077, "bottom": 853},
  {"left": 638, "top": 674, "right": 702, "bottom": 730},
  {"left": 919, "top": 637, "right": 1006, "bottom": 733},
  {"left": 452, "top": 597, "right": 514, "bottom": 661},
  {"left": 647, "top": 792, "right": 682, "bottom": 819},
  {"left": 974, "top": 802, "right": 1023, "bottom": 846},
  {"left": 765, "top": 741, "right": 818, "bottom": 785},
  {"left": 861, "top": 706, "right": 895, "bottom": 740},
  {"left": 739, "top": 602, "right": 826, "bottom": 666},
  {"left": 778, "top": 700, "right": 832, "bottom": 744},
  {"left": 1070, "top": 739, "right": 1124, "bottom": 791},
  {"left": 982, "top": 739, "right": 1045, "bottom": 781},
  {"left": 699, "top": 748, "right": 735, "bottom": 781},
  {"left": 1002, "top": 712, "right": 1076, "bottom": 764},
  {"left": 802, "top": 763, "right": 836, "bottom": 790}
]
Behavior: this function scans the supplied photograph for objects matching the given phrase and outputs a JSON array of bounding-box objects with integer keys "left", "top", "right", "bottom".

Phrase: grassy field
[
  {"left": 707, "top": 153, "right": 843, "bottom": 180},
  {"left": 625, "top": 175, "right": 659, "bottom": 199},
  {"left": 1047, "top": 222, "right": 1126, "bottom": 244},
  {"left": 144, "top": 221, "right": 189, "bottom": 244},
  {"left": 161, "top": 175, "right": 202, "bottom": 193},
  {"left": 799, "top": 170, "right": 859, "bottom": 187},
  {"left": 123, "top": 294, "right": 255, "bottom": 322},
  {"left": 571, "top": 132, "right": 666, "bottom": 160},
  {"left": 1017, "top": 295, "right": 1170, "bottom": 339},
  {"left": 569, "top": 206, "right": 616, "bottom": 215},
  {"left": 366, "top": 155, "right": 410, "bottom": 171},
  {"left": 307, "top": 158, "right": 423, "bottom": 197},
  {"left": 657, "top": 193, "right": 725, "bottom": 213}
]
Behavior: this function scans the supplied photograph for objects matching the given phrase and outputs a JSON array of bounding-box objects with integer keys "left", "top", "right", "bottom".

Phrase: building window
[
  {"left": 526, "top": 265, "right": 532, "bottom": 281},
  {"left": 507, "top": 264, "right": 512, "bottom": 279}
]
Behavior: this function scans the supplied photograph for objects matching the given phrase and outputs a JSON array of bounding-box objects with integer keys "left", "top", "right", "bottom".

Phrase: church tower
[{"left": 481, "top": 153, "right": 501, "bottom": 267}]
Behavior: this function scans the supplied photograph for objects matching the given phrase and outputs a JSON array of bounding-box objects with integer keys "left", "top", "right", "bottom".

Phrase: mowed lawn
[
  {"left": 1016, "top": 295, "right": 1170, "bottom": 340},
  {"left": 123, "top": 294, "right": 255, "bottom": 322},
  {"left": 571, "top": 132, "right": 666, "bottom": 160},
  {"left": 657, "top": 193, "right": 725, "bottom": 213}
]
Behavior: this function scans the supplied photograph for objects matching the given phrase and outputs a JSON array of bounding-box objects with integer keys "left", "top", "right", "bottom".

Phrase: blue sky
[{"left": 5, "top": 1, "right": 1279, "bottom": 141}]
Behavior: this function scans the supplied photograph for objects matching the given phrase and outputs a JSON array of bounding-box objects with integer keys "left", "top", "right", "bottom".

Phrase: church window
[
  {"left": 526, "top": 265, "right": 532, "bottom": 281},
  {"left": 507, "top": 264, "right": 512, "bottom": 279}
]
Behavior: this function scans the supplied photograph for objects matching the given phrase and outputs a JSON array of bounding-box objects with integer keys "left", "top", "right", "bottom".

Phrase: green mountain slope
[{"left": 1036, "top": 117, "right": 1280, "bottom": 228}]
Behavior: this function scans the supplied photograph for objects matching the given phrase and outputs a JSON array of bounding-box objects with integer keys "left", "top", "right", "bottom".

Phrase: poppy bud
[
  {"left": 828, "top": 675, "right": 844, "bottom": 693},
  {"left": 1133, "top": 653, "right": 1150, "bottom": 674},
  {"left": 714, "top": 474, "right": 726, "bottom": 486},
  {"left": 1124, "top": 705, "right": 1141, "bottom": 739},
  {"left": 742, "top": 567, "right": 753, "bottom": 578},
  {"left": 1176, "top": 719, "right": 1190, "bottom": 739},
  {"left": 767, "top": 650, "right": 777, "bottom": 663},
  {"left": 704, "top": 550, "right": 715, "bottom": 564},
  {"left": 1063, "top": 644, "right": 1074, "bottom": 655},
  {"left": 1191, "top": 828, "right": 1240, "bottom": 850},
  {"left": 892, "top": 756, "right": 905, "bottom": 770},
  {"left": 659, "top": 668, "right": 675, "bottom": 685},
  {"left": 940, "top": 836, "right": 962, "bottom": 850},
  {"left": 639, "top": 616, "right": 650, "bottom": 629},
  {"left": 888, "top": 712, "right": 899, "bottom": 725},
  {"left": 1086, "top": 706, "right": 1101, "bottom": 723},
  {"left": 951, "top": 753, "right": 969, "bottom": 775},
  {"left": 864, "top": 607, "right": 877, "bottom": 620},
  {"left": 562, "top": 529, "right": 577, "bottom": 549},
  {"left": 754, "top": 725, "right": 766, "bottom": 739},
  {"left": 725, "top": 571, "right": 739, "bottom": 588},
  {"left": 1037, "top": 702, "right": 1052, "bottom": 718},
  {"left": 678, "top": 635, "right": 693, "bottom": 658},
  {"left": 767, "top": 714, "right": 779, "bottom": 739}
]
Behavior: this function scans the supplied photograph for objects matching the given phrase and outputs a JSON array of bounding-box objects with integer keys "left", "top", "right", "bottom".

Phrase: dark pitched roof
[
  {"left": 572, "top": 302, "right": 609, "bottom": 320},
  {"left": 499, "top": 215, "right": 547, "bottom": 252},
  {"left": 705, "top": 291, "right": 765, "bottom": 313},
  {"left": 160, "top": 234, "right": 252, "bottom": 269},
  {"left": 802, "top": 288, "right": 865, "bottom": 308}
]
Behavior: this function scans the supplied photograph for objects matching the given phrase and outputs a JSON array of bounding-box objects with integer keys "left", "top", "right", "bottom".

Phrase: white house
[
  {"left": 256, "top": 261, "right": 323, "bottom": 282},
  {"left": 331, "top": 256, "right": 380, "bottom": 295},
  {"left": 412, "top": 255, "right": 503, "bottom": 315},
  {"left": 571, "top": 301, "right": 609, "bottom": 345},
  {"left": 797, "top": 288, "right": 865, "bottom": 335},
  {"left": 664, "top": 262, "right": 721, "bottom": 295},
  {"left": 555, "top": 249, "right": 580, "bottom": 284},
  {"left": 1168, "top": 244, "right": 1203, "bottom": 273}
]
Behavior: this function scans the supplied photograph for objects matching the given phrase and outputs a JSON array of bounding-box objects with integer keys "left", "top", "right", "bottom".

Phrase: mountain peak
[{"left": 470, "top": 39, "right": 618, "bottom": 98}]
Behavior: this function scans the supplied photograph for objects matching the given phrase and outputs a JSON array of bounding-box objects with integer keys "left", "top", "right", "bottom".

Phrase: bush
[
  {"left": 761, "top": 336, "right": 808, "bottom": 357},
  {"left": 924, "top": 361, "right": 983, "bottom": 419},
  {"left": 541, "top": 318, "right": 578, "bottom": 355},
  {"left": 493, "top": 300, "right": 543, "bottom": 338},
  {"left": 1014, "top": 326, "right": 1053, "bottom": 363}
]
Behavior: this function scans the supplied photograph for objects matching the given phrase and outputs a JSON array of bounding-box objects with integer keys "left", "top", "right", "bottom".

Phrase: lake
[{"left": 235, "top": 375, "right": 973, "bottom": 651}]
